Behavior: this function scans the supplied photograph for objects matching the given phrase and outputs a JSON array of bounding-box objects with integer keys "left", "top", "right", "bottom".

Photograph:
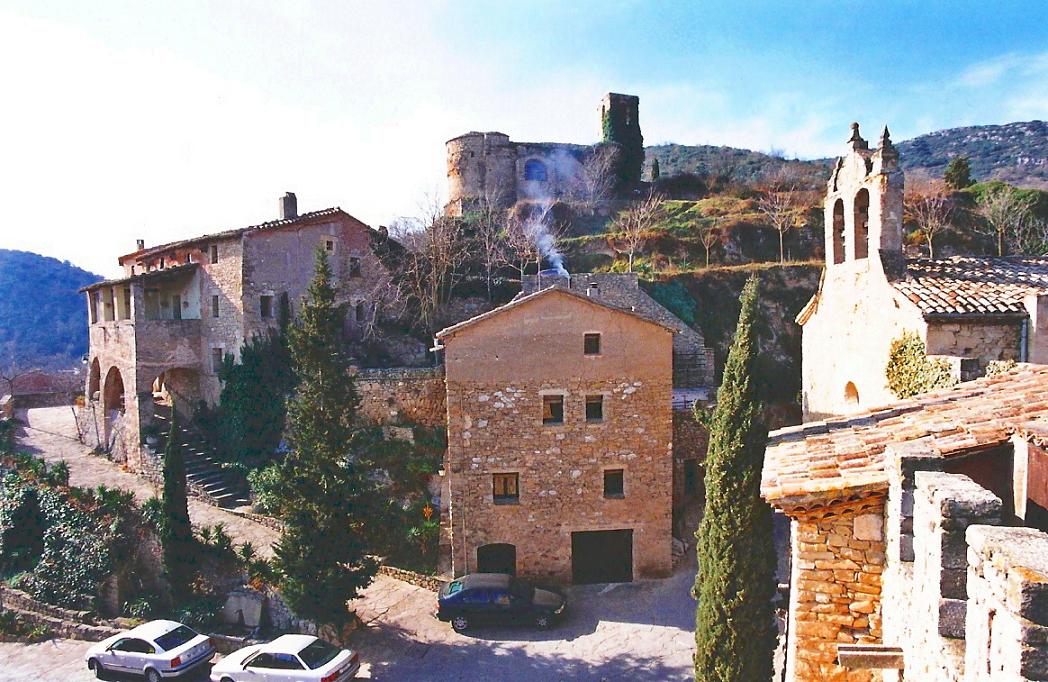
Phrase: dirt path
[{"left": 14, "top": 407, "right": 279, "bottom": 556}]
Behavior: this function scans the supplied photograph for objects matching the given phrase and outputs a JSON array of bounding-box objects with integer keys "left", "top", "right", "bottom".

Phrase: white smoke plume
[{"left": 524, "top": 198, "right": 568, "bottom": 276}]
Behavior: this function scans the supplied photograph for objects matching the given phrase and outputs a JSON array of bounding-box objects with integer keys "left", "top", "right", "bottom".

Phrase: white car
[
  {"left": 85, "top": 619, "right": 215, "bottom": 681},
  {"left": 210, "top": 634, "right": 360, "bottom": 682}
]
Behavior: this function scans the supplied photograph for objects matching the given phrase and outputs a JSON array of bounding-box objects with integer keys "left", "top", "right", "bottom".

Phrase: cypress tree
[
  {"left": 161, "top": 407, "right": 195, "bottom": 597},
  {"left": 694, "top": 276, "right": 777, "bottom": 681},
  {"left": 651, "top": 157, "right": 661, "bottom": 182},
  {"left": 944, "top": 157, "right": 973, "bottom": 190},
  {"left": 272, "top": 248, "right": 377, "bottom": 633}
]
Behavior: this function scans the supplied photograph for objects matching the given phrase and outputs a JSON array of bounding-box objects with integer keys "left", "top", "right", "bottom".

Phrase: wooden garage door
[{"left": 571, "top": 529, "right": 633, "bottom": 584}]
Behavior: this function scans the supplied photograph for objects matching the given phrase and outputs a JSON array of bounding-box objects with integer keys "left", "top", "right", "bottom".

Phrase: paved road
[{"left": 4, "top": 407, "right": 701, "bottom": 681}]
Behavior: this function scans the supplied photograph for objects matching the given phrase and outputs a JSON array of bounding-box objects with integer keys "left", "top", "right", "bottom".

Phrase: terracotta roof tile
[
  {"left": 762, "top": 364, "right": 1048, "bottom": 510},
  {"left": 892, "top": 256, "right": 1048, "bottom": 317}
]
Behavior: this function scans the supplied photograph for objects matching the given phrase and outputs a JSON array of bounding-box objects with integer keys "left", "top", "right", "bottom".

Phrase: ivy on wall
[{"left": 885, "top": 331, "right": 958, "bottom": 399}]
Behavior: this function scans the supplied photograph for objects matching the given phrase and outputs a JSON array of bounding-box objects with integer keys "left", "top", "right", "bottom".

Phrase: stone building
[
  {"left": 762, "top": 363, "right": 1048, "bottom": 680},
  {"left": 445, "top": 93, "right": 639, "bottom": 216},
  {"left": 434, "top": 284, "right": 675, "bottom": 584},
  {"left": 80, "top": 193, "right": 390, "bottom": 468},
  {"left": 797, "top": 123, "right": 1048, "bottom": 419}
]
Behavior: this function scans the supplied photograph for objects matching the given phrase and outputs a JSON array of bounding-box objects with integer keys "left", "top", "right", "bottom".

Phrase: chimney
[
  {"left": 279, "top": 192, "right": 298, "bottom": 220},
  {"left": 136, "top": 239, "right": 145, "bottom": 251}
]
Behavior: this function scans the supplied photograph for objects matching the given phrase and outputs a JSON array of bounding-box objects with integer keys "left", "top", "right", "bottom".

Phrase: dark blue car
[{"left": 436, "top": 573, "right": 567, "bottom": 631}]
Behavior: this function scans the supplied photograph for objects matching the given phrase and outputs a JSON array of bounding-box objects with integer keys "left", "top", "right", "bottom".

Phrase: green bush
[
  {"left": 247, "top": 464, "right": 284, "bottom": 515},
  {"left": 886, "top": 331, "right": 958, "bottom": 399}
]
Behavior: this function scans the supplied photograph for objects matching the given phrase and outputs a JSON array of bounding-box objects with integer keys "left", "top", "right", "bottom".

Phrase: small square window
[
  {"left": 604, "top": 469, "right": 624, "bottom": 498},
  {"left": 209, "top": 244, "right": 219, "bottom": 264},
  {"left": 260, "top": 295, "right": 273, "bottom": 319},
  {"left": 325, "top": 239, "right": 335, "bottom": 252},
  {"left": 211, "top": 348, "right": 224, "bottom": 373},
  {"left": 585, "top": 395, "right": 604, "bottom": 422},
  {"left": 493, "top": 473, "right": 519, "bottom": 504},
  {"left": 349, "top": 256, "right": 362, "bottom": 277},
  {"left": 584, "top": 333, "right": 601, "bottom": 355},
  {"left": 211, "top": 295, "right": 219, "bottom": 318},
  {"left": 542, "top": 395, "right": 564, "bottom": 425}
]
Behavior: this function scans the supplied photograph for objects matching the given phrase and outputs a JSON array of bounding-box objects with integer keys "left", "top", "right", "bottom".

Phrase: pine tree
[
  {"left": 161, "top": 407, "right": 195, "bottom": 598},
  {"left": 694, "top": 276, "right": 777, "bottom": 682},
  {"left": 272, "top": 248, "right": 377, "bottom": 632},
  {"left": 944, "top": 157, "right": 973, "bottom": 190}
]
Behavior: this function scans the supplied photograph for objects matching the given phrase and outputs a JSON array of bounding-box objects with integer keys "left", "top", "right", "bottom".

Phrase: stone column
[{"left": 965, "top": 525, "right": 1048, "bottom": 680}]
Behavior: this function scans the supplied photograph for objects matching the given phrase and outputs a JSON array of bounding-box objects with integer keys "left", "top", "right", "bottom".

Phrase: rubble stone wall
[
  {"left": 925, "top": 320, "right": 1022, "bottom": 373},
  {"left": 355, "top": 366, "right": 446, "bottom": 429}
]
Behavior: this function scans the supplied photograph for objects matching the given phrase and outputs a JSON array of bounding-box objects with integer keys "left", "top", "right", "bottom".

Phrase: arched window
[
  {"left": 523, "top": 159, "right": 548, "bottom": 182},
  {"left": 477, "top": 543, "right": 517, "bottom": 575},
  {"left": 88, "top": 358, "right": 101, "bottom": 399},
  {"left": 832, "top": 198, "right": 845, "bottom": 264},
  {"left": 854, "top": 189, "right": 870, "bottom": 260},
  {"left": 844, "top": 382, "right": 859, "bottom": 406},
  {"left": 103, "top": 367, "right": 125, "bottom": 414}
]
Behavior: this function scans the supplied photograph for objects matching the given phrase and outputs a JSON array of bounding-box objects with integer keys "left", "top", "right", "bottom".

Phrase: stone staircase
[{"left": 152, "top": 405, "right": 251, "bottom": 509}]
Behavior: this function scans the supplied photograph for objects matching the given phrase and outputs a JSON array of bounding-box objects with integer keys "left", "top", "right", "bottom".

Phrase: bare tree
[
  {"left": 904, "top": 179, "right": 953, "bottom": 259},
  {"left": 571, "top": 143, "right": 620, "bottom": 210},
  {"left": 698, "top": 216, "right": 722, "bottom": 268},
  {"left": 470, "top": 188, "right": 512, "bottom": 301},
  {"left": 977, "top": 184, "right": 1036, "bottom": 256},
  {"left": 757, "top": 168, "right": 802, "bottom": 263},
  {"left": 608, "top": 190, "right": 663, "bottom": 272},
  {"left": 1011, "top": 215, "right": 1048, "bottom": 256}
]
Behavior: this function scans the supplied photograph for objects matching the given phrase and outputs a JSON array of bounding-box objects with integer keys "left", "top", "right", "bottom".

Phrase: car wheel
[
  {"left": 87, "top": 658, "right": 105, "bottom": 679},
  {"left": 451, "top": 615, "right": 470, "bottom": 632},
  {"left": 145, "top": 668, "right": 162, "bottom": 682},
  {"left": 535, "top": 614, "right": 551, "bottom": 629}
]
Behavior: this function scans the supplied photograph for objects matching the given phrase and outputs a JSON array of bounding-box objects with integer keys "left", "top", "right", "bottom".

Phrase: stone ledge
[
  {"left": 967, "top": 525, "right": 1048, "bottom": 626},
  {"left": 378, "top": 565, "right": 447, "bottom": 592}
]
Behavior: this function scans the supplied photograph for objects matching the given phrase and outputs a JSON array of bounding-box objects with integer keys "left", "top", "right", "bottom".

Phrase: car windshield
[
  {"left": 443, "top": 580, "right": 464, "bottom": 597},
  {"left": 153, "top": 625, "right": 198, "bottom": 652},
  {"left": 298, "top": 639, "right": 341, "bottom": 669},
  {"left": 508, "top": 579, "right": 534, "bottom": 601}
]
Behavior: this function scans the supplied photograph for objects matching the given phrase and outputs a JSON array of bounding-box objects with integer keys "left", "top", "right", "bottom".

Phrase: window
[
  {"left": 604, "top": 469, "right": 625, "bottom": 498},
  {"left": 158, "top": 257, "right": 165, "bottom": 269},
  {"left": 584, "top": 333, "right": 601, "bottom": 355},
  {"left": 349, "top": 256, "right": 362, "bottom": 277},
  {"left": 113, "top": 638, "right": 154, "bottom": 654},
  {"left": 209, "top": 244, "right": 219, "bottom": 264},
  {"left": 89, "top": 292, "right": 97, "bottom": 324},
  {"left": 212, "top": 348, "right": 224, "bottom": 373},
  {"left": 355, "top": 302, "right": 366, "bottom": 323},
  {"left": 493, "top": 473, "right": 519, "bottom": 504},
  {"left": 585, "top": 395, "right": 604, "bottom": 422},
  {"left": 211, "top": 294, "right": 219, "bottom": 318},
  {"left": 542, "top": 395, "right": 564, "bottom": 425},
  {"left": 154, "top": 625, "right": 198, "bottom": 652},
  {"left": 325, "top": 239, "right": 335, "bottom": 252},
  {"left": 121, "top": 287, "right": 131, "bottom": 320},
  {"left": 260, "top": 295, "right": 273, "bottom": 320},
  {"left": 298, "top": 639, "right": 340, "bottom": 669},
  {"left": 524, "top": 159, "right": 548, "bottom": 181},
  {"left": 854, "top": 189, "right": 870, "bottom": 260}
]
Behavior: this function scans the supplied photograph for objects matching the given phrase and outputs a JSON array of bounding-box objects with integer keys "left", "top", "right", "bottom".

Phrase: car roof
[
  {"left": 264, "top": 634, "right": 318, "bottom": 653},
  {"left": 459, "top": 573, "right": 513, "bottom": 589},
  {"left": 127, "top": 619, "right": 184, "bottom": 640}
]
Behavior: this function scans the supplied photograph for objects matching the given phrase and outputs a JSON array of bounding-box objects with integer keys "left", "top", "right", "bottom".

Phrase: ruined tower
[{"left": 600, "top": 93, "right": 644, "bottom": 187}]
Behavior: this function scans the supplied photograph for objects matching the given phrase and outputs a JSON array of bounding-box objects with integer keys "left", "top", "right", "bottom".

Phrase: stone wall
[
  {"left": 925, "top": 320, "right": 1023, "bottom": 373},
  {"left": 355, "top": 366, "right": 446, "bottom": 428},
  {"left": 784, "top": 503, "right": 886, "bottom": 681}
]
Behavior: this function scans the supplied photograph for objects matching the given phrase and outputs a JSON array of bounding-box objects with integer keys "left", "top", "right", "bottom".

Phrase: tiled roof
[
  {"left": 892, "top": 256, "right": 1048, "bottom": 317},
  {"left": 80, "top": 262, "right": 198, "bottom": 292},
  {"left": 121, "top": 208, "right": 350, "bottom": 262},
  {"left": 761, "top": 364, "right": 1048, "bottom": 511}
]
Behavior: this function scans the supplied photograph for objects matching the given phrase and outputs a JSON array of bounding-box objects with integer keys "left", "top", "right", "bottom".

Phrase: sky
[{"left": 1, "top": 1, "right": 1046, "bottom": 277}]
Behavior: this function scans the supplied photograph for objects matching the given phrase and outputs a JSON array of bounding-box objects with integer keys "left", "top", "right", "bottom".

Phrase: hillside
[
  {"left": 647, "top": 120, "right": 1048, "bottom": 190},
  {"left": 0, "top": 249, "right": 100, "bottom": 370}
]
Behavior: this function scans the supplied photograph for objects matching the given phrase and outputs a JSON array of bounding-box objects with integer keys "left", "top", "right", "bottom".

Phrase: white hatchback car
[
  {"left": 86, "top": 619, "right": 215, "bottom": 681},
  {"left": 210, "top": 634, "right": 360, "bottom": 682}
]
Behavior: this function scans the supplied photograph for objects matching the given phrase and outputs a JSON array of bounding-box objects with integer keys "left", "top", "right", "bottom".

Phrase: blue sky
[{"left": 1, "top": 0, "right": 1046, "bottom": 275}]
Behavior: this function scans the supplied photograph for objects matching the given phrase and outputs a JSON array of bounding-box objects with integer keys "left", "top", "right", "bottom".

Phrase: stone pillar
[
  {"left": 903, "top": 472, "right": 1002, "bottom": 680},
  {"left": 785, "top": 502, "right": 886, "bottom": 681},
  {"left": 1024, "top": 293, "right": 1048, "bottom": 365},
  {"left": 965, "top": 526, "right": 1048, "bottom": 681}
]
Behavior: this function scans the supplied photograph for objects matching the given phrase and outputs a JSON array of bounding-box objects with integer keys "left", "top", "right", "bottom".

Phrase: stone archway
[
  {"left": 477, "top": 543, "right": 517, "bottom": 575},
  {"left": 853, "top": 189, "right": 870, "bottom": 260},
  {"left": 832, "top": 198, "right": 845, "bottom": 264},
  {"left": 102, "top": 366, "right": 125, "bottom": 444},
  {"left": 88, "top": 358, "right": 101, "bottom": 400}
]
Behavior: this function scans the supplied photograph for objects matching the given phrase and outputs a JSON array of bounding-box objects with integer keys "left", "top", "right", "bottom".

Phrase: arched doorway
[
  {"left": 88, "top": 358, "right": 101, "bottom": 399},
  {"left": 844, "top": 381, "right": 860, "bottom": 407},
  {"left": 477, "top": 543, "right": 517, "bottom": 575},
  {"left": 523, "top": 159, "right": 548, "bottom": 182},
  {"left": 853, "top": 189, "right": 870, "bottom": 260},
  {"left": 102, "top": 367, "right": 125, "bottom": 445}
]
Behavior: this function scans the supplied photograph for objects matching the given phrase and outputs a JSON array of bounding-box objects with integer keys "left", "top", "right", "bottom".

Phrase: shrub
[
  {"left": 247, "top": 464, "right": 284, "bottom": 515},
  {"left": 44, "top": 461, "right": 69, "bottom": 487},
  {"left": 886, "top": 331, "right": 958, "bottom": 399}
]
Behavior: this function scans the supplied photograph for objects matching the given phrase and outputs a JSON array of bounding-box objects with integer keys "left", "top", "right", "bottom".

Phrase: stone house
[
  {"left": 762, "top": 363, "right": 1048, "bottom": 681},
  {"left": 434, "top": 285, "right": 675, "bottom": 584},
  {"left": 445, "top": 93, "right": 639, "bottom": 215},
  {"left": 79, "top": 193, "right": 391, "bottom": 468},
  {"left": 798, "top": 123, "right": 1048, "bottom": 420}
]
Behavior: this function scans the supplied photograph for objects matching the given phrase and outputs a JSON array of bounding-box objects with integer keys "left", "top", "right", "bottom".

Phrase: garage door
[{"left": 571, "top": 529, "right": 633, "bottom": 584}]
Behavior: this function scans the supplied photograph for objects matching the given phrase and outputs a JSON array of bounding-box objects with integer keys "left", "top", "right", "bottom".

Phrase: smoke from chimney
[{"left": 523, "top": 198, "right": 568, "bottom": 276}]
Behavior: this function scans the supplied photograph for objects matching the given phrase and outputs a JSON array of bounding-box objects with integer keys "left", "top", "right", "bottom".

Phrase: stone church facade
[{"left": 798, "top": 123, "right": 1048, "bottom": 420}]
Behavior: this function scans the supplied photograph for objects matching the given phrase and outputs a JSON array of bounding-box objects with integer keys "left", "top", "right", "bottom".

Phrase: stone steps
[{"left": 152, "top": 408, "right": 251, "bottom": 509}]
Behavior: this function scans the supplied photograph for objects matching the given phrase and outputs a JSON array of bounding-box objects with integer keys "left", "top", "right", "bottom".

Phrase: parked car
[
  {"left": 85, "top": 619, "right": 215, "bottom": 681},
  {"left": 436, "top": 573, "right": 567, "bottom": 631},
  {"left": 210, "top": 634, "right": 361, "bottom": 682}
]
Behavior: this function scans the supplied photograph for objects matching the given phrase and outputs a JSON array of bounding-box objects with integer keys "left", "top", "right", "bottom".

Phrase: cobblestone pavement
[{"left": 4, "top": 407, "right": 700, "bottom": 681}]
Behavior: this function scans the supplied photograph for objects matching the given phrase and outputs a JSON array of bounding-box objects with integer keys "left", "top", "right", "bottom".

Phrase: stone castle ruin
[{"left": 445, "top": 93, "right": 641, "bottom": 216}]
